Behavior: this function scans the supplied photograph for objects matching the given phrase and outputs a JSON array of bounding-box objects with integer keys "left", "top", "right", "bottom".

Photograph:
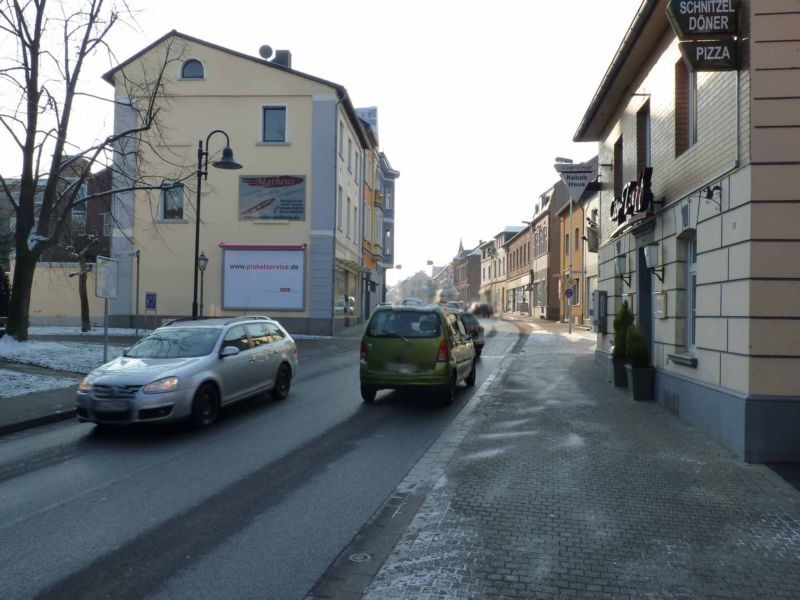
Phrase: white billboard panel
[
  {"left": 222, "top": 248, "right": 305, "bottom": 311},
  {"left": 95, "top": 256, "right": 119, "bottom": 299}
]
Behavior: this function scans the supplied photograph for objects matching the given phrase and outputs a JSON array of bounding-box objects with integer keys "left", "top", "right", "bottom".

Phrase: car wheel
[
  {"left": 191, "top": 383, "right": 220, "bottom": 428},
  {"left": 271, "top": 364, "right": 292, "bottom": 401},
  {"left": 361, "top": 384, "right": 377, "bottom": 403},
  {"left": 441, "top": 374, "right": 457, "bottom": 405},
  {"left": 466, "top": 361, "right": 476, "bottom": 387}
]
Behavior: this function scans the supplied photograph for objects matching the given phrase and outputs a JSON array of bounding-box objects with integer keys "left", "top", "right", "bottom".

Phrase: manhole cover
[{"left": 348, "top": 553, "right": 372, "bottom": 563}]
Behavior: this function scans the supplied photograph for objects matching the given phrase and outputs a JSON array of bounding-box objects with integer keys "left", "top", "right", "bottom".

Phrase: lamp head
[
  {"left": 212, "top": 147, "right": 243, "bottom": 170},
  {"left": 198, "top": 251, "right": 209, "bottom": 272}
]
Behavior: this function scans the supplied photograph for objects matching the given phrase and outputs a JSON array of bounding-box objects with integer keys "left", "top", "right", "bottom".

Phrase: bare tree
[{"left": 0, "top": 0, "right": 182, "bottom": 340}]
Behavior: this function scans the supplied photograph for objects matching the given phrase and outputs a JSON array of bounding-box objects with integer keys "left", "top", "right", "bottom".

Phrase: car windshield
[
  {"left": 125, "top": 327, "right": 222, "bottom": 359},
  {"left": 367, "top": 310, "right": 441, "bottom": 338},
  {"left": 461, "top": 313, "right": 479, "bottom": 327}
]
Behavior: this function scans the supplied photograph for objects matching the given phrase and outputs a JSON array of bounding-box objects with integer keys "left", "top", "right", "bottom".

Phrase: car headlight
[
  {"left": 78, "top": 377, "right": 93, "bottom": 392},
  {"left": 142, "top": 377, "right": 180, "bottom": 394}
]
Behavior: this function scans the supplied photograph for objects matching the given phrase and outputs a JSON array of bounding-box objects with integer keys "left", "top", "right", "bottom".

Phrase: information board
[{"left": 222, "top": 247, "right": 305, "bottom": 310}]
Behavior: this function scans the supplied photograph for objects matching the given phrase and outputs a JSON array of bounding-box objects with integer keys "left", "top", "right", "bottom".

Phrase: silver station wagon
[{"left": 76, "top": 316, "right": 298, "bottom": 428}]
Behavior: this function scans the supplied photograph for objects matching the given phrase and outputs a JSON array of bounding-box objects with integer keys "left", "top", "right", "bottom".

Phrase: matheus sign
[
  {"left": 666, "top": 0, "right": 738, "bottom": 38},
  {"left": 679, "top": 39, "right": 737, "bottom": 71}
]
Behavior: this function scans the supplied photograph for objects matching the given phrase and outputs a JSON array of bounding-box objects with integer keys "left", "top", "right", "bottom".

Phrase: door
[
  {"left": 218, "top": 325, "right": 257, "bottom": 402},
  {"left": 447, "top": 313, "right": 473, "bottom": 382},
  {"left": 246, "top": 322, "right": 278, "bottom": 391}
]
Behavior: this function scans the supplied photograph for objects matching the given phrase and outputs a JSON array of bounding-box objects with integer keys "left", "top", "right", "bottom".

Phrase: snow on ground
[
  {"left": 29, "top": 326, "right": 143, "bottom": 336},
  {"left": 0, "top": 368, "right": 78, "bottom": 398},
  {"left": 0, "top": 337, "right": 124, "bottom": 374}
]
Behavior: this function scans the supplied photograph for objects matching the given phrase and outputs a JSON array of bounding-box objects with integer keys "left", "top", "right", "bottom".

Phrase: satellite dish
[{"left": 258, "top": 45, "right": 273, "bottom": 60}]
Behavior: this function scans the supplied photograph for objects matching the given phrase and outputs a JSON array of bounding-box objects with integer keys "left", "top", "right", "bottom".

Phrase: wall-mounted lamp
[
  {"left": 614, "top": 254, "right": 631, "bottom": 287},
  {"left": 643, "top": 243, "right": 664, "bottom": 282}
]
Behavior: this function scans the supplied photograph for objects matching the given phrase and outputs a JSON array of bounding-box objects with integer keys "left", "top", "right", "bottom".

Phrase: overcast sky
[{"left": 3, "top": 0, "right": 643, "bottom": 285}]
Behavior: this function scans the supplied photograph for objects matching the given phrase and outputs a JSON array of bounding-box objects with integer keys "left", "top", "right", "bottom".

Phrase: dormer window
[{"left": 181, "top": 59, "right": 204, "bottom": 79}]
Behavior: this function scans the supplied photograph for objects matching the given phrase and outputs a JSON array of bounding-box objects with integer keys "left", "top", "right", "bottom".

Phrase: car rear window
[{"left": 367, "top": 310, "right": 441, "bottom": 338}]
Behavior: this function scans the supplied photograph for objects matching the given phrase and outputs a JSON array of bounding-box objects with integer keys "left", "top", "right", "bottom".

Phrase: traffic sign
[
  {"left": 554, "top": 161, "right": 598, "bottom": 202},
  {"left": 145, "top": 292, "right": 157, "bottom": 310},
  {"left": 565, "top": 288, "right": 573, "bottom": 299},
  {"left": 566, "top": 276, "right": 576, "bottom": 288}
]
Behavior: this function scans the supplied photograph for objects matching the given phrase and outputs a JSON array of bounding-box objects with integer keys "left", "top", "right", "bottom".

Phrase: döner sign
[{"left": 666, "top": 0, "right": 738, "bottom": 38}]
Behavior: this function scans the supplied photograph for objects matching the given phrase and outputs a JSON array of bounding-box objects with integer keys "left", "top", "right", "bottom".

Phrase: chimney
[{"left": 272, "top": 50, "right": 292, "bottom": 69}]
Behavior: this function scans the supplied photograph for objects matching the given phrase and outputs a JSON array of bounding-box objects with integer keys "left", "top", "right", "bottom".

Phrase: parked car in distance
[
  {"left": 360, "top": 305, "right": 476, "bottom": 404},
  {"left": 401, "top": 297, "right": 425, "bottom": 307},
  {"left": 469, "top": 302, "right": 494, "bottom": 318},
  {"left": 76, "top": 316, "right": 298, "bottom": 428},
  {"left": 460, "top": 311, "right": 485, "bottom": 358}
]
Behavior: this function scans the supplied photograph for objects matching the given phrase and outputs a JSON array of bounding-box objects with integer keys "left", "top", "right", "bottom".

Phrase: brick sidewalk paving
[{"left": 363, "top": 327, "right": 800, "bottom": 599}]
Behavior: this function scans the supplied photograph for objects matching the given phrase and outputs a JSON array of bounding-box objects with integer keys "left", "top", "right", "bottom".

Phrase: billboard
[
  {"left": 222, "top": 247, "right": 305, "bottom": 311},
  {"left": 238, "top": 175, "right": 306, "bottom": 221},
  {"left": 95, "top": 256, "right": 119, "bottom": 299}
]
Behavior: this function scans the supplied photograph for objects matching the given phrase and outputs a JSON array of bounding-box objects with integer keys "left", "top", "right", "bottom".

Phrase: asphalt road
[{"left": 0, "top": 319, "right": 524, "bottom": 600}]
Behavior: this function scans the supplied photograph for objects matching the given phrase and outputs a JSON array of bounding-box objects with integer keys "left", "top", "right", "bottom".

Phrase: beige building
[
  {"left": 103, "top": 31, "right": 394, "bottom": 335},
  {"left": 575, "top": 0, "right": 800, "bottom": 462},
  {"left": 478, "top": 227, "right": 523, "bottom": 316}
]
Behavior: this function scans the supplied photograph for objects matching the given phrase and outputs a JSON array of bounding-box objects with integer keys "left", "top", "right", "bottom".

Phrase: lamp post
[
  {"left": 193, "top": 130, "right": 242, "bottom": 319},
  {"left": 198, "top": 251, "right": 209, "bottom": 318}
]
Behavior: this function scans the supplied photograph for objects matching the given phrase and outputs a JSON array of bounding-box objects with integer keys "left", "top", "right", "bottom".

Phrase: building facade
[
  {"left": 453, "top": 244, "right": 481, "bottom": 306},
  {"left": 575, "top": 0, "right": 800, "bottom": 462},
  {"left": 530, "top": 182, "right": 568, "bottom": 320},
  {"left": 503, "top": 228, "right": 532, "bottom": 314},
  {"left": 103, "top": 31, "right": 396, "bottom": 335}
]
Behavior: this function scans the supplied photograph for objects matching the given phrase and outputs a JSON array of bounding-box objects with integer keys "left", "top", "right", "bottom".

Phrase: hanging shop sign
[
  {"left": 679, "top": 39, "right": 738, "bottom": 71},
  {"left": 238, "top": 175, "right": 306, "bottom": 221},
  {"left": 666, "top": 0, "right": 739, "bottom": 39},
  {"left": 610, "top": 167, "right": 654, "bottom": 226},
  {"left": 554, "top": 161, "right": 598, "bottom": 202}
]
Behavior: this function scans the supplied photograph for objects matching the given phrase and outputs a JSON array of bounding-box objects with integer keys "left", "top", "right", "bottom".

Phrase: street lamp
[
  {"left": 192, "top": 130, "right": 242, "bottom": 319},
  {"left": 198, "top": 251, "right": 209, "bottom": 318}
]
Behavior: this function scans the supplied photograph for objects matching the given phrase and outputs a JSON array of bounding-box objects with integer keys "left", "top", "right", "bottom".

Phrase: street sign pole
[{"left": 568, "top": 196, "right": 573, "bottom": 335}]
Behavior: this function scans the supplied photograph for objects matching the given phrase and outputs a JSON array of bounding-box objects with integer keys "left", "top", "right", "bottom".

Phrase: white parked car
[{"left": 76, "top": 316, "right": 298, "bottom": 428}]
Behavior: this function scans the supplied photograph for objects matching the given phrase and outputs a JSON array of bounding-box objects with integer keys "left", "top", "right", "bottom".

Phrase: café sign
[
  {"left": 666, "top": 0, "right": 739, "bottom": 38},
  {"left": 610, "top": 167, "right": 654, "bottom": 226}
]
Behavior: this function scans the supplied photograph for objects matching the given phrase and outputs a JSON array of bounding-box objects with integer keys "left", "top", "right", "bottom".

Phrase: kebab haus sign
[{"left": 667, "top": 0, "right": 739, "bottom": 72}]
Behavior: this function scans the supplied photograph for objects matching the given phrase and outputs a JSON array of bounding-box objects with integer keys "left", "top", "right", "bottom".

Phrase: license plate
[
  {"left": 385, "top": 362, "right": 419, "bottom": 374},
  {"left": 94, "top": 400, "right": 128, "bottom": 411}
]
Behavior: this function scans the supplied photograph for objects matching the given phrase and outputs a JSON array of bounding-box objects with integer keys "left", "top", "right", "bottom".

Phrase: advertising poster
[
  {"left": 222, "top": 248, "right": 305, "bottom": 310},
  {"left": 95, "top": 256, "right": 119, "bottom": 299},
  {"left": 238, "top": 175, "right": 306, "bottom": 221}
]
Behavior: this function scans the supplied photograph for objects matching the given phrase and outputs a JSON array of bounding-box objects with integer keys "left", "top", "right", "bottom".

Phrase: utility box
[{"left": 590, "top": 290, "right": 607, "bottom": 333}]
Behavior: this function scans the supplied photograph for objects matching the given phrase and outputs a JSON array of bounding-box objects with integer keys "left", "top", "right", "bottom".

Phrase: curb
[{"left": 0, "top": 408, "right": 77, "bottom": 437}]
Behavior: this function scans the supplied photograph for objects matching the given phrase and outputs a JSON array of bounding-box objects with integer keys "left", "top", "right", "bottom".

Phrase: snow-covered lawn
[
  {"left": 0, "top": 337, "right": 124, "bottom": 374},
  {"left": 29, "top": 326, "right": 143, "bottom": 336},
  {"left": 0, "top": 368, "right": 78, "bottom": 398}
]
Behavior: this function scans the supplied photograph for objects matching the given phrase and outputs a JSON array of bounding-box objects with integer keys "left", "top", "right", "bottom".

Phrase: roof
[
  {"left": 573, "top": 1, "right": 670, "bottom": 141},
  {"left": 103, "top": 30, "right": 370, "bottom": 147}
]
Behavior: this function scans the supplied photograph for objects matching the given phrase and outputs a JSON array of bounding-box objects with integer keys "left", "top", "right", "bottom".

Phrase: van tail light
[
  {"left": 436, "top": 340, "right": 449, "bottom": 363},
  {"left": 360, "top": 339, "right": 368, "bottom": 364}
]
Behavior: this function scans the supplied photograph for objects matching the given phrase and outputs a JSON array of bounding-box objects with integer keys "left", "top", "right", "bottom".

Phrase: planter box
[
  {"left": 625, "top": 364, "right": 654, "bottom": 401},
  {"left": 608, "top": 355, "right": 628, "bottom": 387}
]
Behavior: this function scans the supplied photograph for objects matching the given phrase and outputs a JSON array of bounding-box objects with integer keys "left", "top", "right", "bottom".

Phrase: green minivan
[{"left": 359, "top": 305, "right": 476, "bottom": 403}]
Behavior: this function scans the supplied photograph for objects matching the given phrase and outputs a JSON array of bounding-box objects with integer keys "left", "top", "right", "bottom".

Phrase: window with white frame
[
  {"left": 261, "top": 106, "right": 286, "bottom": 143},
  {"left": 338, "top": 121, "right": 343, "bottom": 156},
  {"left": 346, "top": 196, "right": 351, "bottom": 238},
  {"left": 181, "top": 59, "right": 204, "bottom": 79},
  {"left": 353, "top": 205, "right": 358, "bottom": 245},
  {"left": 337, "top": 186, "right": 343, "bottom": 231},
  {"left": 160, "top": 183, "right": 185, "bottom": 220},
  {"left": 687, "top": 235, "right": 697, "bottom": 351},
  {"left": 347, "top": 138, "right": 352, "bottom": 172}
]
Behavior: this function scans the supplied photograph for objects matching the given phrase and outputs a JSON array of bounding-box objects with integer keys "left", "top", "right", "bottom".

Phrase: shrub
[
  {"left": 626, "top": 324, "right": 651, "bottom": 368},
  {"left": 612, "top": 300, "right": 633, "bottom": 359}
]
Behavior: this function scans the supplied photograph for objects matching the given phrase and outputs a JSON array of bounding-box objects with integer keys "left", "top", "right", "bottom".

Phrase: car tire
[
  {"left": 271, "top": 364, "right": 292, "bottom": 401},
  {"left": 361, "top": 384, "right": 377, "bottom": 403},
  {"left": 191, "top": 383, "right": 220, "bottom": 428},
  {"left": 466, "top": 361, "right": 476, "bottom": 387},
  {"left": 441, "top": 374, "right": 456, "bottom": 405}
]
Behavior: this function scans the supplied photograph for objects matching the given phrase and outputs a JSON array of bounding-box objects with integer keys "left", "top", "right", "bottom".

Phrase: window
[
  {"left": 353, "top": 205, "right": 358, "bottom": 245},
  {"left": 102, "top": 213, "right": 113, "bottom": 237},
  {"left": 565, "top": 233, "right": 570, "bottom": 254},
  {"left": 614, "top": 136, "right": 624, "bottom": 199},
  {"left": 160, "top": 183, "right": 185, "bottom": 220},
  {"left": 637, "top": 101, "right": 652, "bottom": 173},
  {"left": 222, "top": 326, "right": 250, "bottom": 352},
  {"left": 573, "top": 278, "right": 581, "bottom": 305},
  {"left": 337, "top": 186, "right": 343, "bottom": 231},
  {"left": 181, "top": 59, "right": 204, "bottom": 79},
  {"left": 261, "top": 106, "right": 286, "bottom": 143},
  {"left": 687, "top": 236, "right": 697, "bottom": 350},
  {"left": 347, "top": 138, "right": 352, "bottom": 172},
  {"left": 338, "top": 121, "right": 344, "bottom": 156},
  {"left": 355, "top": 152, "right": 359, "bottom": 181},
  {"left": 575, "top": 227, "right": 579, "bottom": 251},
  {"left": 346, "top": 196, "right": 351, "bottom": 238},
  {"left": 675, "top": 60, "right": 697, "bottom": 156}
]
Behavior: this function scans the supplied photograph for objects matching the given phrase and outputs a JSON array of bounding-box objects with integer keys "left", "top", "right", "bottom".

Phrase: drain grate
[{"left": 348, "top": 552, "right": 372, "bottom": 563}]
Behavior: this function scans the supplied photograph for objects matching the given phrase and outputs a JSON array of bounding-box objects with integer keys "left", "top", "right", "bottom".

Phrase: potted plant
[
  {"left": 625, "top": 324, "right": 654, "bottom": 401},
  {"left": 609, "top": 300, "right": 632, "bottom": 387}
]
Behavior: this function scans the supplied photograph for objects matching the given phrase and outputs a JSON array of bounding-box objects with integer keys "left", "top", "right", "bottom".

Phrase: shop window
[
  {"left": 180, "top": 59, "right": 204, "bottom": 79},
  {"left": 687, "top": 235, "right": 697, "bottom": 351},
  {"left": 261, "top": 106, "right": 287, "bottom": 143}
]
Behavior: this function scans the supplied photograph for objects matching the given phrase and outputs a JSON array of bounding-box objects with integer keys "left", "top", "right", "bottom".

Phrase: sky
[{"left": 1, "top": 0, "right": 644, "bottom": 285}]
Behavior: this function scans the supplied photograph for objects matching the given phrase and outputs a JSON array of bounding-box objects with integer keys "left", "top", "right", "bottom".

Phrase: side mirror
[
  {"left": 469, "top": 331, "right": 478, "bottom": 339},
  {"left": 220, "top": 346, "right": 240, "bottom": 358}
]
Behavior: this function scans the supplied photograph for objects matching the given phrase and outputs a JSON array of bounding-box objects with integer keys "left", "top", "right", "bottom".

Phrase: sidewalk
[
  {"left": 360, "top": 320, "right": 800, "bottom": 599},
  {"left": 0, "top": 324, "right": 364, "bottom": 436}
]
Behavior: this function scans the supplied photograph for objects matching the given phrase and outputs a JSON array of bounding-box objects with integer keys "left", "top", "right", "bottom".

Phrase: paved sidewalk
[
  {"left": 363, "top": 322, "right": 800, "bottom": 599},
  {"left": 0, "top": 324, "right": 364, "bottom": 436}
]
